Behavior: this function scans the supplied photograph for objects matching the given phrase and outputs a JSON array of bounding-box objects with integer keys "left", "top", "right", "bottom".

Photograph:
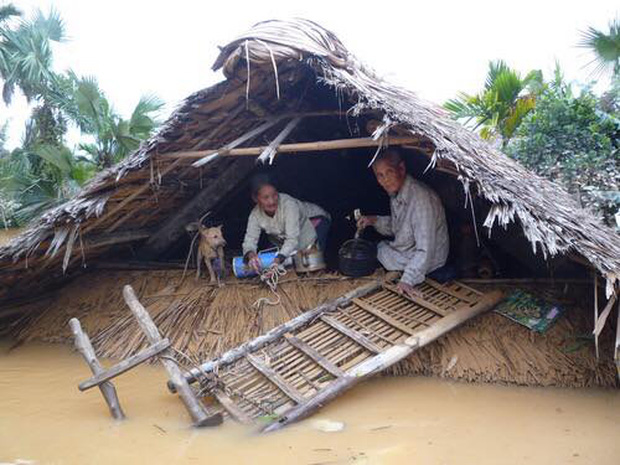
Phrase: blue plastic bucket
[{"left": 232, "top": 251, "right": 278, "bottom": 278}]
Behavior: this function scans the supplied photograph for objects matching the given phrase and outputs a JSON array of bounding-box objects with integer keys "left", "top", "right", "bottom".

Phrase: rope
[{"left": 253, "top": 263, "right": 287, "bottom": 309}]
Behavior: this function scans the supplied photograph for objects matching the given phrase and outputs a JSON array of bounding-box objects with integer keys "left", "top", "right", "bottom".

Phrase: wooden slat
[
  {"left": 352, "top": 298, "right": 420, "bottom": 335},
  {"left": 213, "top": 389, "right": 253, "bottom": 424},
  {"left": 424, "top": 279, "right": 477, "bottom": 304},
  {"left": 383, "top": 283, "right": 449, "bottom": 316},
  {"left": 245, "top": 354, "right": 306, "bottom": 404},
  {"left": 284, "top": 334, "right": 345, "bottom": 378},
  {"left": 320, "top": 315, "right": 381, "bottom": 353},
  {"left": 79, "top": 338, "right": 170, "bottom": 391}
]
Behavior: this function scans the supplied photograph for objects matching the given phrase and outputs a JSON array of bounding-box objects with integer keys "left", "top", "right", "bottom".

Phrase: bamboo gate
[{"left": 175, "top": 279, "right": 504, "bottom": 432}]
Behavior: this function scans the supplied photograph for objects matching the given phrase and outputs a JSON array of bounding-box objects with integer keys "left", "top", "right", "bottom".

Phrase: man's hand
[
  {"left": 356, "top": 215, "right": 377, "bottom": 230},
  {"left": 396, "top": 281, "right": 423, "bottom": 299}
]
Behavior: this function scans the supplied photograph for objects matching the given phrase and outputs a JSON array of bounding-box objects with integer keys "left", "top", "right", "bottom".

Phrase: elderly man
[{"left": 358, "top": 149, "right": 449, "bottom": 297}]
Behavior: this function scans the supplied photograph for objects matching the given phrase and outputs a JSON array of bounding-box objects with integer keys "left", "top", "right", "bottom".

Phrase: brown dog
[{"left": 197, "top": 225, "right": 227, "bottom": 284}]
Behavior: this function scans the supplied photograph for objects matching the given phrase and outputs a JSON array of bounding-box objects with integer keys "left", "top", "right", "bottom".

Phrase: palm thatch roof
[{"left": 0, "top": 18, "right": 619, "bottom": 310}]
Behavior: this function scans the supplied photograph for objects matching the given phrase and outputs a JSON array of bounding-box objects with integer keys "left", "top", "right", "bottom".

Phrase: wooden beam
[
  {"left": 137, "top": 158, "right": 254, "bottom": 260},
  {"left": 213, "top": 389, "right": 253, "bottom": 424},
  {"left": 246, "top": 353, "right": 306, "bottom": 404},
  {"left": 69, "top": 318, "right": 125, "bottom": 420},
  {"left": 82, "top": 230, "right": 151, "bottom": 249},
  {"left": 284, "top": 333, "right": 345, "bottom": 378},
  {"left": 122, "top": 285, "right": 222, "bottom": 427},
  {"left": 160, "top": 136, "right": 420, "bottom": 160},
  {"left": 78, "top": 339, "right": 170, "bottom": 391},
  {"left": 320, "top": 315, "right": 382, "bottom": 353}
]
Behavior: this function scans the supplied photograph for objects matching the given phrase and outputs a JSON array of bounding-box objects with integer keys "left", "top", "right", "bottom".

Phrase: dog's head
[{"left": 199, "top": 225, "right": 227, "bottom": 248}]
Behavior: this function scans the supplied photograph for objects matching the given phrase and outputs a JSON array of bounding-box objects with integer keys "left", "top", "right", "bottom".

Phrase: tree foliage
[
  {"left": 578, "top": 18, "right": 620, "bottom": 78},
  {"left": 0, "top": 6, "right": 163, "bottom": 226},
  {"left": 506, "top": 69, "right": 620, "bottom": 226},
  {"left": 444, "top": 60, "right": 543, "bottom": 147}
]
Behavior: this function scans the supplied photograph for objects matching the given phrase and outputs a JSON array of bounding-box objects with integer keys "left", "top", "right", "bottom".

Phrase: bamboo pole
[
  {"left": 161, "top": 136, "right": 420, "bottom": 161},
  {"left": 69, "top": 318, "right": 125, "bottom": 420},
  {"left": 122, "top": 285, "right": 222, "bottom": 427},
  {"left": 262, "top": 289, "right": 504, "bottom": 433}
]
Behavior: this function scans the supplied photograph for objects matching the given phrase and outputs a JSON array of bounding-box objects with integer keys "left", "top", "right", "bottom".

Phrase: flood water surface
[{"left": 1, "top": 341, "right": 618, "bottom": 464}]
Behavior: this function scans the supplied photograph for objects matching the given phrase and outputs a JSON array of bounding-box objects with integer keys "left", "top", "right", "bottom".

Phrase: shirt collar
[{"left": 392, "top": 176, "right": 413, "bottom": 205}]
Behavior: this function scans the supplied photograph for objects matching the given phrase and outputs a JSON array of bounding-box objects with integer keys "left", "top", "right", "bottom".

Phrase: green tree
[
  {"left": 0, "top": 7, "right": 65, "bottom": 104},
  {"left": 445, "top": 60, "right": 543, "bottom": 147},
  {"left": 63, "top": 74, "right": 164, "bottom": 168},
  {"left": 506, "top": 69, "right": 619, "bottom": 226},
  {"left": 0, "top": 6, "right": 163, "bottom": 224},
  {"left": 579, "top": 18, "right": 620, "bottom": 77}
]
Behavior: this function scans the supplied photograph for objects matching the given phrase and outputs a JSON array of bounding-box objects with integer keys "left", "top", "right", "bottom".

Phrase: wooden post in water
[
  {"left": 69, "top": 318, "right": 126, "bottom": 420},
  {"left": 122, "top": 285, "right": 222, "bottom": 427}
]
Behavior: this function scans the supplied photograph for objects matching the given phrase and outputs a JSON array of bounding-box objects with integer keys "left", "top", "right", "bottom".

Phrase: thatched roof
[{"left": 0, "top": 18, "right": 619, "bottom": 308}]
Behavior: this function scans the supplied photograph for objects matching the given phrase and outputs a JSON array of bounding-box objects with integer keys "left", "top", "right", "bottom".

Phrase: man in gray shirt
[{"left": 358, "top": 149, "right": 449, "bottom": 297}]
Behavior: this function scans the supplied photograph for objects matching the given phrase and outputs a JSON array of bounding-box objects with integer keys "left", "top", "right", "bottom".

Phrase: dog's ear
[{"left": 216, "top": 225, "right": 223, "bottom": 231}]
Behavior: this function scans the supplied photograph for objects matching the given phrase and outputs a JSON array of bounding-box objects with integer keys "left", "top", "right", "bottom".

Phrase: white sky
[{"left": 1, "top": 0, "right": 618, "bottom": 149}]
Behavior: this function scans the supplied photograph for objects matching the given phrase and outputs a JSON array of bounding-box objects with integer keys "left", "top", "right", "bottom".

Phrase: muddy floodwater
[{"left": 0, "top": 341, "right": 618, "bottom": 464}]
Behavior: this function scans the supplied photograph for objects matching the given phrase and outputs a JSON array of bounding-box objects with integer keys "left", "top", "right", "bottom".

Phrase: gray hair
[{"left": 372, "top": 149, "right": 404, "bottom": 169}]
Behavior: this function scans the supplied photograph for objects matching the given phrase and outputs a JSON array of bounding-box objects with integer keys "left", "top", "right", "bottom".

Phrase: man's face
[{"left": 372, "top": 159, "right": 407, "bottom": 196}]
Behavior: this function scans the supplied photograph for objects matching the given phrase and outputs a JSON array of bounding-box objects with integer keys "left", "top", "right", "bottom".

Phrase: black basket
[{"left": 338, "top": 239, "right": 378, "bottom": 277}]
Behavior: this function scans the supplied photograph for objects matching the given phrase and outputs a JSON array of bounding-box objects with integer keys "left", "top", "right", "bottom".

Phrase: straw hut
[{"left": 1, "top": 19, "right": 619, "bottom": 387}]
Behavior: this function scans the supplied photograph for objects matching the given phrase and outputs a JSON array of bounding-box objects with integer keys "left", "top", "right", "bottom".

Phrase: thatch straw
[
  {"left": 0, "top": 19, "right": 617, "bottom": 310},
  {"left": 11, "top": 270, "right": 618, "bottom": 388}
]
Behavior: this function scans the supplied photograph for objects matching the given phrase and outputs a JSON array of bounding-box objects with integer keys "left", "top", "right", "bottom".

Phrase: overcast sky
[{"left": 1, "top": 0, "right": 617, "bottom": 149}]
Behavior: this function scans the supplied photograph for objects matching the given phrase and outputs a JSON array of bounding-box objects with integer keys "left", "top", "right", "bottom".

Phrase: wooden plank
[
  {"left": 78, "top": 339, "right": 170, "bottom": 391},
  {"left": 320, "top": 315, "right": 381, "bottom": 353},
  {"left": 262, "top": 289, "right": 505, "bottom": 433},
  {"left": 69, "top": 318, "right": 125, "bottom": 420},
  {"left": 213, "top": 389, "right": 253, "bottom": 424},
  {"left": 122, "top": 285, "right": 222, "bottom": 427},
  {"left": 246, "top": 354, "right": 306, "bottom": 404},
  {"left": 284, "top": 334, "right": 345, "bottom": 378},
  {"left": 383, "top": 283, "right": 449, "bottom": 317},
  {"left": 164, "top": 136, "right": 419, "bottom": 160},
  {"left": 352, "top": 298, "right": 421, "bottom": 334}
]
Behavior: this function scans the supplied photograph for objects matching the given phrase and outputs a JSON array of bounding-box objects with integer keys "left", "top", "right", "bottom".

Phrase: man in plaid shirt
[{"left": 357, "top": 149, "right": 449, "bottom": 298}]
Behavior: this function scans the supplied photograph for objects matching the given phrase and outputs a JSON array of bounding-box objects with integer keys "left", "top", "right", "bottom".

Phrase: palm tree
[
  {"left": 65, "top": 74, "right": 164, "bottom": 168},
  {"left": 444, "top": 60, "right": 543, "bottom": 147},
  {"left": 0, "top": 7, "right": 66, "bottom": 104},
  {"left": 579, "top": 18, "right": 620, "bottom": 78}
]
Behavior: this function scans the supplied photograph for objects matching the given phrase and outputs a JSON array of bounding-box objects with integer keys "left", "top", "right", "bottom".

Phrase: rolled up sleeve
[{"left": 374, "top": 215, "right": 393, "bottom": 236}]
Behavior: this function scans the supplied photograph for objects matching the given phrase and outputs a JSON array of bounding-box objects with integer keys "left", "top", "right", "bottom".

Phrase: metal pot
[
  {"left": 338, "top": 238, "right": 377, "bottom": 277},
  {"left": 293, "top": 247, "right": 326, "bottom": 273}
]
